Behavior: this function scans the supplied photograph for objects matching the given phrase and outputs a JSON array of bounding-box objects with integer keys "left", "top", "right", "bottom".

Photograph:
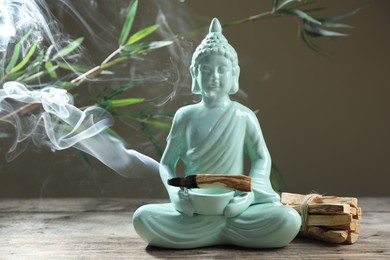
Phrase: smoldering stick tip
[
  {"left": 167, "top": 177, "right": 184, "bottom": 187},
  {"left": 168, "top": 175, "right": 198, "bottom": 188}
]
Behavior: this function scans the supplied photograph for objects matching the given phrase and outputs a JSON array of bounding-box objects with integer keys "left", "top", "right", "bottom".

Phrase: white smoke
[
  {"left": 0, "top": 0, "right": 61, "bottom": 62},
  {"left": 0, "top": 81, "right": 159, "bottom": 177}
]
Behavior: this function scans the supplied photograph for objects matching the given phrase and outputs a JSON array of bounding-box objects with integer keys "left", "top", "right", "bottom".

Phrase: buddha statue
[{"left": 133, "top": 18, "right": 301, "bottom": 249}]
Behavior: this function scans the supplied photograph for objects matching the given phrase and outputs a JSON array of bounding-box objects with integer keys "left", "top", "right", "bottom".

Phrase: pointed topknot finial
[{"left": 209, "top": 18, "right": 222, "bottom": 33}]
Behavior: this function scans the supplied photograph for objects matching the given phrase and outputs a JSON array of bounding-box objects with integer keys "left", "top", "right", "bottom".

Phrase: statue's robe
[
  {"left": 181, "top": 102, "right": 280, "bottom": 204},
  {"left": 133, "top": 102, "right": 301, "bottom": 248}
]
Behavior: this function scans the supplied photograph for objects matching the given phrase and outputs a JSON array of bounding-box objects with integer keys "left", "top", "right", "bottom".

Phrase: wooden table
[{"left": 0, "top": 198, "right": 389, "bottom": 259}]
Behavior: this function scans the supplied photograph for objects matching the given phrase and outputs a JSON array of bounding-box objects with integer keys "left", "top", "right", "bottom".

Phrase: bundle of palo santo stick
[{"left": 281, "top": 192, "right": 362, "bottom": 244}]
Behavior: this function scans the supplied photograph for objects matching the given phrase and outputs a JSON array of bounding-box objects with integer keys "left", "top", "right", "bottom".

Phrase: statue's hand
[
  {"left": 171, "top": 190, "right": 195, "bottom": 217},
  {"left": 224, "top": 192, "right": 254, "bottom": 218}
]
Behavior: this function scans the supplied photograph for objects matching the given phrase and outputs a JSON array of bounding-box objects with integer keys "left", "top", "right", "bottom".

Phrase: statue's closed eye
[
  {"left": 200, "top": 66, "right": 211, "bottom": 73},
  {"left": 218, "top": 66, "right": 228, "bottom": 73}
]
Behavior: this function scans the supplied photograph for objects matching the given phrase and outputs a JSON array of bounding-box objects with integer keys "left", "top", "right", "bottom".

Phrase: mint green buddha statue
[{"left": 133, "top": 18, "right": 301, "bottom": 249}]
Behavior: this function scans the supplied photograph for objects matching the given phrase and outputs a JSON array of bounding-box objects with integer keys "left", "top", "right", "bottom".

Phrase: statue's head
[{"left": 190, "top": 18, "right": 240, "bottom": 95}]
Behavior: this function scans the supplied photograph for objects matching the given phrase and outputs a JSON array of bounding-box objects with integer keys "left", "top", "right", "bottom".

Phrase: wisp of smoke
[
  {"left": 0, "top": 81, "right": 159, "bottom": 178},
  {"left": 0, "top": 0, "right": 65, "bottom": 66}
]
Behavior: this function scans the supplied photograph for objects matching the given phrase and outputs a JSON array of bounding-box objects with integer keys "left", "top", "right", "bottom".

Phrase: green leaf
[
  {"left": 276, "top": 0, "right": 299, "bottom": 10},
  {"left": 307, "top": 28, "right": 348, "bottom": 37},
  {"left": 44, "top": 45, "right": 54, "bottom": 60},
  {"left": 143, "top": 41, "right": 173, "bottom": 50},
  {"left": 278, "top": 8, "right": 321, "bottom": 25},
  {"left": 147, "top": 120, "right": 171, "bottom": 131},
  {"left": 100, "top": 70, "right": 114, "bottom": 75},
  {"left": 111, "top": 98, "right": 144, "bottom": 107},
  {"left": 156, "top": 111, "right": 175, "bottom": 117},
  {"left": 127, "top": 24, "right": 160, "bottom": 45},
  {"left": 123, "top": 41, "right": 172, "bottom": 53},
  {"left": 272, "top": 0, "right": 279, "bottom": 9},
  {"left": 16, "top": 50, "right": 44, "bottom": 81},
  {"left": 299, "top": 29, "right": 328, "bottom": 57},
  {"left": 52, "top": 37, "right": 84, "bottom": 60},
  {"left": 321, "top": 22, "right": 354, "bottom": 29},
  {"left": 318, "top": 7, "right": 362, "bottom": 23},
  {"left": 104, "top": 81, "right": 143, "bottom": 100},
  {"left": 56, "top": 81, "right": 77, "bottom": 88},
  {"left": 6, "top": 70, "right": 26, "bottom": 81},
  {"left": 303, "top": 20, "right": 350, "bottom": 37},
  {"left": 22, "top": 70, "right": 47, "bottom": 83},
  {"left": 10, "top": 42, "right": 38, "bottom": 74},
  {"left": 118, "top": 0, "right": 138, "bottom": 46},
  {"left": 44, "top": 61, "right": 58, "bottom": 79},
  {"left": 26, "top": 50, "right": 44, "bottom": 73},
  {"left": 56, "top": 62, "right": 90, "bottom": 73},
  {"left": 99, "top": 98, "right": 144, "bottom": 108},
  {"left": 149, "top": 111, "right": 175, "bottom": 120},
  {"left": 117, "top": 53, "right": 143, "bottom": 60},
  {"left": 5, "top": 29, "right": 33, "bottom": 73}
]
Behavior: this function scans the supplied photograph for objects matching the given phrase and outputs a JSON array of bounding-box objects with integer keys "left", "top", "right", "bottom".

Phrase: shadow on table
[{"left": 144, "top": 237, "right": 343, "bottom": 258}]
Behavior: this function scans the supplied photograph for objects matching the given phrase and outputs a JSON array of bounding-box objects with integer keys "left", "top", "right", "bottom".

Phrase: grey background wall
[{"left": 0, "top": 0, "right": 389, "bottom": 197}]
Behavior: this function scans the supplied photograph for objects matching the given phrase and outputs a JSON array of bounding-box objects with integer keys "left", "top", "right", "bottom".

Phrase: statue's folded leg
[
  {"left": 133, "top": 203, "right": 226, "bottom": 249},
  {"left": 223, "top": 202, "right": 301, "bottom": 248}
]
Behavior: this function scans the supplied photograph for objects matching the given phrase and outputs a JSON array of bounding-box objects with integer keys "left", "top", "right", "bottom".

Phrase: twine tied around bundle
[{"left": 300, "top": 193, "right": 321, "bottom": 234}]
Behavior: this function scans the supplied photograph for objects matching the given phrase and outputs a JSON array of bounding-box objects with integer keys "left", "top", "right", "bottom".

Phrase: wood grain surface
[{"left": 0, "top": 197, "right": 389, "bottom": 259}]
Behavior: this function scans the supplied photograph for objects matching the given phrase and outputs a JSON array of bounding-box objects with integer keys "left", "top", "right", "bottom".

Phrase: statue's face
[{"left": 196, "top": 54, "right": 233, "bottom": 98}]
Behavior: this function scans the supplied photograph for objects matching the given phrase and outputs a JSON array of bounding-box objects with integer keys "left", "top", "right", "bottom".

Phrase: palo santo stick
[
  {"left": 344, "top": 232, "right": 359, "bottom": 244},
  {"left": 281, "top": 192, "right": 358, "bottom": 208},
  {"left": 328, "top": 221, "right": 360, "bottom": 233},
  {"left": 307, "top": 214, "right": 353, "bottom": 226},
  {"left": 168, "top": 174, "right": 252, "bottom": 192},
  {"left": 354, "top": 207, "right": 362, "bottom": 220},
  {"left": 301, "top": 226, "right": 348, "bottom": 244},
  {"left": 290, "top": 204, "right": 352, "bottom": 215},
  {"left": 288, "top": 203, "right": 360, "bottom": 219}
]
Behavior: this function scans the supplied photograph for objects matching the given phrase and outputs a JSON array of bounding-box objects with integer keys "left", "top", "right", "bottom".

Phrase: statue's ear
[
  {"left": 190, "top": 65, "right": 196, "bottom": 78},
  {"left": 229, "top": 66, "right": 240, "bottom": 95},
  {"left": 190, "top": 65, "right": 201, "bottom": 94}
]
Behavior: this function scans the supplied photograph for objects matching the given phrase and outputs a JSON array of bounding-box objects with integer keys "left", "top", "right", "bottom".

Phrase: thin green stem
[
  {"left": 101, "top": 46, "right": 124, "bottom": 65},
  {"left": 169, "top": 11, "right": 282, "bottom": 42},
  {"left": 101, "top": 57, "right": 127, "bottom": 70},
  {"left": 67, "top": 48, "right": 126, "bottom": 91}
]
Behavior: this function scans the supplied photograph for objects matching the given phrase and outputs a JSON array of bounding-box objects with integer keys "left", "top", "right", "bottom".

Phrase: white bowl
[{"left": 188, "top": 188, "right": 234, "bottom": 215}]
